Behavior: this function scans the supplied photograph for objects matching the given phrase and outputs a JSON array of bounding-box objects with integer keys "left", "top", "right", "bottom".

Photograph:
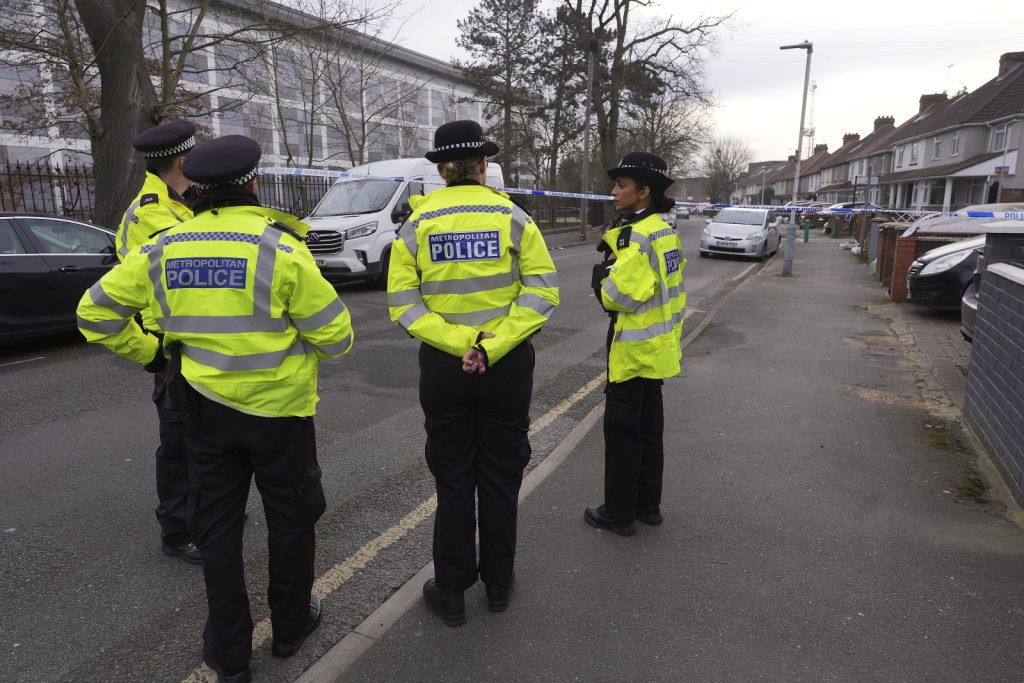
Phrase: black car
[
  {"left": 907, "top": 235, "right": 986, "bottom": 309},
  {"left": 0, "top": 212, "right": 117, "bottom": 341}
]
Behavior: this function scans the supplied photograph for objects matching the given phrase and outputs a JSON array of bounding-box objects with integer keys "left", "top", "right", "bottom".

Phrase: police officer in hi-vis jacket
[{"left": 387, "top": 120, "right": 559, "bottom": 626}]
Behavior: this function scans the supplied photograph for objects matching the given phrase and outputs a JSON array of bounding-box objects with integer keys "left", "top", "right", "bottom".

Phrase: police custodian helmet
[
  {"left": 132, "top": 120, "right": 197, "bottom": 158},
  {"left": 182, "top": 135, "right": 262, "bottom": 190},
  {"left": 425, "top": 120, "right": 499, "bottom": 163},
  {"left": 606, "top": 151, "right": 675, "bottom": 191}
]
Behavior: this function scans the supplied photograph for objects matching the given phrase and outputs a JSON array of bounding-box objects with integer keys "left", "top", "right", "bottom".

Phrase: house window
[
  {"left": 896, "top": 145, "right": 905, "bottom": 167},
  {"left": 932, "top": 136, "right": 941, "bottom": 159},
  {"left": 993, "top": 123, "right": 1008, "bottom": 151},
  {"left": 951, "top": 131, "right": 960, "bottom": 156},
  {"left": 909, "top": 142, "right": 919, "bottom": 165}
]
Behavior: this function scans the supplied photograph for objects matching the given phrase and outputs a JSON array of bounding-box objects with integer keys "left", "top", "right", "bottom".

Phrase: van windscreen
[{"left": 310, "top": 179, "right": 400, "bottom": 216}]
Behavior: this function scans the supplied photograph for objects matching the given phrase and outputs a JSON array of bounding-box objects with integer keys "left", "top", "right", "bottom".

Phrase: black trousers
[
  {"left": 419, "top": 341, "right": 534, "bottom": 594},
  {"left": 184, "top": 392, "right": 326, "bottom": 674},
  {"left": 603, "top": 377, "right": 665, "bottom": 522},
  {"left": 152, "top": 374, "right": 191, "bottom": 546}
]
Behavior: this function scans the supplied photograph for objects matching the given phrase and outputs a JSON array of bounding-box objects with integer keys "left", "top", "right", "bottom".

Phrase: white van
[{"left": 302, "top": 158, "right": 505, "bottom": 285}]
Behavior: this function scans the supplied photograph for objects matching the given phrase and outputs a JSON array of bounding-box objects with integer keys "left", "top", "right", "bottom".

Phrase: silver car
[{"left": 699, "top": 208, "right": 780, "bottom": 260}]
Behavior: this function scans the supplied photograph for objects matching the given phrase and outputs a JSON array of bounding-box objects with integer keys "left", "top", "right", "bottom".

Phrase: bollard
[{"left": 802, "top": 220, "right": 811, "bottom": 243}]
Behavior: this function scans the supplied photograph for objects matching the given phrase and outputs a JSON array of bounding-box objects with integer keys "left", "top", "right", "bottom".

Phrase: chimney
[
  {"left": 919, "top": 93, "right": 948, "bottom": 113},
  {"left": 999, "top": 51, "right": 1024, "bottom": 77},
  {"left": 787, "top": 155, "right": 796, "bottom": 162},
  {"left": 873, "top": 116, "right": 895, "bottom": 131},
  {"left": 814, "top": 143, "right": 828, "bottom": 154},
  {"left": 842, "top": 133, "right": 860, "bottom": 146}
]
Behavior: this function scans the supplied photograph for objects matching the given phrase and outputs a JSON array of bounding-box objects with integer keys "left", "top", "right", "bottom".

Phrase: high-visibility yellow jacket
[
  {"left": 77, "top": 205, "right": 353, "bottom": 417},
  {"left": 117, "top": 172, "right": 193, "bottom": 261},
  {"left": 599, "top": 210, "right": 685, "bottom": 382},
  {"left": 387, "top": 183, "right": 559, "bottom": 363}
]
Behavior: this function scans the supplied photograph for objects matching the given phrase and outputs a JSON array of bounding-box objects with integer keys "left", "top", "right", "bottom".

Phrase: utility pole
[
  {"left": 760, "top": 166, "right": 767, "bottom": 205},
  {"left": 579, "top": 38, "right": 598, "bottom": 241},
  {"left": 780, "top": 40, "right": 813, "bottom": 277}
]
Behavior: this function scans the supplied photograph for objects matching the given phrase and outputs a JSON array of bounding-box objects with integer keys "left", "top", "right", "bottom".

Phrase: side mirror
[
  {"left": 101, "top": 243, "right": 117, "bottom": 265},
  {"left": 391, "top": 201, "right": 411, "bottom": 225},
  {"left": 704, "top": 218, "right": 712, "bottom": 224}
]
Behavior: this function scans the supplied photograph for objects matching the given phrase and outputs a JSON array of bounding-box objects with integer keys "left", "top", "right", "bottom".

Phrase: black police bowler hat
[
  {"left": 425, "top": 120, "right": 499, "bottom": 163},
  {"left": 182, "top": 135, "right": 262, "bottom": 189},
  {"left": 132, "top": 120, "right": 197, "bottom": 158},
  {"left": 606, "top": 151, "right": 674, "bottom": 190}
]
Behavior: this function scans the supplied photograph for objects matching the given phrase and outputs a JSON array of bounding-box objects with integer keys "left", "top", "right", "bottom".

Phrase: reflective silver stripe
[
  {"left": 253, "top": 228, "right": 281, "bottom": 320},
  {"left": 148, "top": 234, "right": 170, "bottom": 316},
  {"left": 77, "top": 315, "right": 130, "bottom": 334},
  {"left": 292, "top": 298, "right": 347, "bottom": 332},
  {"left": 119, "top": 199, "right": 143, "bottom": 257},
  {"left": 399, "top": 223, "right": 419, "bottom": 259},
  {"left": 510, "top": 206, "right": 527, "bottom": 251},
  {"left": 522, "top": 271, "right": 558, "bottom": 289},
  {"left": 182, "top": 339, "right": 307, "bottom": 371},
  {"left": 515, "top": 293, "right": 555, "bottom": 318},
  {"left": 88, "top": 281, "right": 137, "bottom": 317},
  {"left": 438, "top": 305, "right": 510, "bottom": 326},
  {"left": 421, "top": 271, "right": 515, "bottom": 295},
  {"left": 160, "top": 315, "right": 292, "bottom": 334},
  {"left": 629, "top": 232, "right": 652, "bottom": 252},
  {"left": 648, "top": 228, "right": 676, "bottom": 242},
  {"left": 388, "top": 289, "right": 424, "bottom": 307},
  {"left": 616, "top": 319, "right": 674, "bottom": 343},
  {"left": 672, "top": 310, "right": 685, "bottom": 326},
  {"left": 399, "top": 303, "right": 431, "bottom": 330},
  {"left": 602, "top": 279, "right": 646, "bottom": 312},
  {"left": 315, "top": 334, "right": 352, "bottom": 356}
]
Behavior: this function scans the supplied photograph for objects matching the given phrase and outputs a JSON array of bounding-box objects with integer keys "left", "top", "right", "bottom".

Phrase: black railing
[
  {"left": 257, "top": 174, "right": 333, "bottom": 218},
  {"left": 0, "top": 161, "right": 96, "bottom": 222}
]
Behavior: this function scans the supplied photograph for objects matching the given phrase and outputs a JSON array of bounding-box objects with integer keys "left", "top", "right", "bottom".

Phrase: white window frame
[
  {"left": 896, "top": 145, "right": 905, "bottom": 167},
  {"left": 932, "top": 136, "right": 941, "bottom": 160},
  {"left": 951, "top": 130, "right": 960, "bottom": 157},
  {"left": 993, "top": 123, "right": 1008, "bottom": 152},
  {"left": 909, "top": 142, "right": 919, "bottom": 166}
]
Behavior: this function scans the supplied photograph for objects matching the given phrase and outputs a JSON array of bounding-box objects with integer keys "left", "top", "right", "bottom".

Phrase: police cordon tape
[
  {"left": 258, "top": 166, "right": 615, "bottom": 201},
  {"left": 258, "top": 167, "right": 1024, "bottom": 220}
]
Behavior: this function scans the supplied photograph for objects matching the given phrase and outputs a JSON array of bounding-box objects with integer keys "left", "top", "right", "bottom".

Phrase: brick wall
[
  {"left": 965, "top": 262, "right": 1024, "bottom": 503},
  {"left": 889, "top": 235, "right": 918, "bottom": 301},
  {"left": 878, "top": 226, "right": 898, "bottom": 284},
  {"left": 999, "top": 187, "right": 1024, "bottom": 203}
]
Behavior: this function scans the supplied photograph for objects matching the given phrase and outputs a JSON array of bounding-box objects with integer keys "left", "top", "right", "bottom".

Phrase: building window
[
  {"left": 932, "top": 136, "right": 941, "bottom": 159},
  {"left": 909, "top": 142, "right": 919, "bottom": 166},
  {"left": 951, "top": 130, "right": 960, "bottom": 156},
  {"left": 992, "top": 123, "right": 1008, "bottom": 151},
  {"left": 927, "top": 180, "right": 945, "bottom": 207},
  {"left": 896, "top": 145, "right": 904, "bottom": 167}
]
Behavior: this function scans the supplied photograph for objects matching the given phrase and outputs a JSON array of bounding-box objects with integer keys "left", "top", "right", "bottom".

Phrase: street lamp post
[
  {"left": 780, "top": 40, "right": 813, "bottom": 276},
  {"left": 760, "top": 166, "right": 767, "bottom": 205}
]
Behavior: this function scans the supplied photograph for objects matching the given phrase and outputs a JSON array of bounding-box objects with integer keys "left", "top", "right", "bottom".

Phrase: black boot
[
  {"left": 423, "top": 578, "right": 466, "bottom": 626},
  {"left": 584, "top": 505, "right": 636, "bottom": 536}
]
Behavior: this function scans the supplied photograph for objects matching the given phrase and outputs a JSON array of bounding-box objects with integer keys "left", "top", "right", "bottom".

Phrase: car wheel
[
  {"left": 699, "top": 250, "right": 708, "bottom": 257},
  {"left": 373, "top": 248, "right": 391, "bottom": 289},
  {"left": 758, "top": 243, "right": 767, "bottom": 261}
]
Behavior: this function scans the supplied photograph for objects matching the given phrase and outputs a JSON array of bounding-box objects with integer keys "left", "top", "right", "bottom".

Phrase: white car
[
  {"left": 698, "top": 208, "right": 781, "bottom": 260},
  {"left": 674, "top": 203, "right": 690, "bottom": 220}
]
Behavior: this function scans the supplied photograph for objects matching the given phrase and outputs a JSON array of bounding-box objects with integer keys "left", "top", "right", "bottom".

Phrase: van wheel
[{"left": 374, "top": 248, "right": 391, "bottom": 289}]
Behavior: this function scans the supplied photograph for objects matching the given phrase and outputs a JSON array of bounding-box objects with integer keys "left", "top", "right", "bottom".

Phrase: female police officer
[
  {"left": 387, "top": 120, "right": 559, "bottom": 625},
  {"left": 585, "top": 151, "right": 685, "bottom": 537}
]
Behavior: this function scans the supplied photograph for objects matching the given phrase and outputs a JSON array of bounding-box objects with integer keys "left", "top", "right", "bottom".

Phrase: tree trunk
[{"left": 75, "top": 0, "right": 157, "bottom": 228}]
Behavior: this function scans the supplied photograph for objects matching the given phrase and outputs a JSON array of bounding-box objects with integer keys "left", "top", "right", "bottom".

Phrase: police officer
[
  {"left": 585, "top": 152, "right": 685, "bottom": 537},
  {"left": 119, "top": 120, "right": 200, "bottom": 563},
  {"left": 78, "top": 135, "right": 354, "bottom": 682},
  {"left": 387, "top": 120, "right": 559, "bottom": 626}
]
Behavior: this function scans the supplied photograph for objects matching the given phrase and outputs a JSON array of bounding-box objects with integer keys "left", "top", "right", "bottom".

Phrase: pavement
[{"left": 302, "top": 233, "right": 1024, "bottom": 681}]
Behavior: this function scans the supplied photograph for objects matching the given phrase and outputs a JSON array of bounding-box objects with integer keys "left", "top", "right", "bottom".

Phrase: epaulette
[
  {"left": 140, "top": 193, "right": 159, "bottom": 207},
  {"left": 268, "top": 220, "right": 306, "bottom": 243},
  {"left": 616, "top": 225, "right": 632, "bottom": 250}
]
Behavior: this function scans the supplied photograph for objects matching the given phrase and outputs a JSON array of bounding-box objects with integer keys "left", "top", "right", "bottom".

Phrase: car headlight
[
  {"left": 747, "top": 231, "right": 765, "bottom": 241},
  {"left": 344, "top": 222, "right": 377, "bottom": 240},
  {"left": 919, "top": 249, "right": 971, "bottom": 276},
  {"left": 702, "top": 227, "right": 711, "bottom": 237}
]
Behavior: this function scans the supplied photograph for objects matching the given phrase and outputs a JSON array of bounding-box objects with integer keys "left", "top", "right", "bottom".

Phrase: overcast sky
[{"left": 384, "top": 0, "right": 1024, "bottom": 167}]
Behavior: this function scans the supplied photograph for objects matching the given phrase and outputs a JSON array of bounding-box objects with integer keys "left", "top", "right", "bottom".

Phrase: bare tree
[
  {"left": 702, "top": 136, "right": 753, "bottom": 203},
  {"left": 619, "top": 75, "right": 710, "bottom": 174}
]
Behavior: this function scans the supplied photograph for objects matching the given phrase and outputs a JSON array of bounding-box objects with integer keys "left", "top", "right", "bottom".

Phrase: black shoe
[
  {"left": 271, "top": 595, "right": 322, "bottom": 658},
  {"left": 635, "top": 507, "right": 663, "bottom": 526},
  {"left": 423, "top": 578, "right": 466, "bottom": 626},
  {"left": 162, "top": 541, "right": 203, "bottom": 565},
  {"left": 485, "top": 576, "right": 515, "bottom": 613},
  {"left": 584, "top": 505, "right": 636, "bottom": 536},
  {"left": 202, "top": 640, "right": 252, "bottom": 683}
]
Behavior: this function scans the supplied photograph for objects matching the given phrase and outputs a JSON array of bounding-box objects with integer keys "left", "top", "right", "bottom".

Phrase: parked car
[
  {"left": 959, "top": 245, "right": 987, "bottom": 342},
  {"left": 698, "top": 208, "right": 780, "bottom": 260},
  {"left": 907, "top": 235, "right": 986, "bottom": 310},
  {"left": 674, "top": 203, "right": 690, "bottom": 220},
  {"left": 0, "top": 212, "right": 117, "bottom": 342}
]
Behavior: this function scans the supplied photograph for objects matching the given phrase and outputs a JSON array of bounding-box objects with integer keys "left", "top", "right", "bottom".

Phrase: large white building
[{"left": 0, "top": 0, "right": 483, "bottom": 169}]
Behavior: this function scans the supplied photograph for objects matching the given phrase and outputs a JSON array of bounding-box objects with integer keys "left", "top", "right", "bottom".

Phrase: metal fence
[
  {"left": 257, "top": 173, "right": 333, "bottom": 218},
  {"left": 0, "top": 161, "right": 96, "bottom": 222}
]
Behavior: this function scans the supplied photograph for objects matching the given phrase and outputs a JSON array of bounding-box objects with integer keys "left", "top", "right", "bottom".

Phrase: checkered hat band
[
  {"left": 141, "top": 135, "right": 197, "bottom": 158},
  {"left": 429, "top": 141, "right": 487, "bottom": 153},
  {"left": 193, "top": 167, "right": 259, "bottom": 190},
  {"left": 616, "top": 163, "right": 670, "bottom": 177}
]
